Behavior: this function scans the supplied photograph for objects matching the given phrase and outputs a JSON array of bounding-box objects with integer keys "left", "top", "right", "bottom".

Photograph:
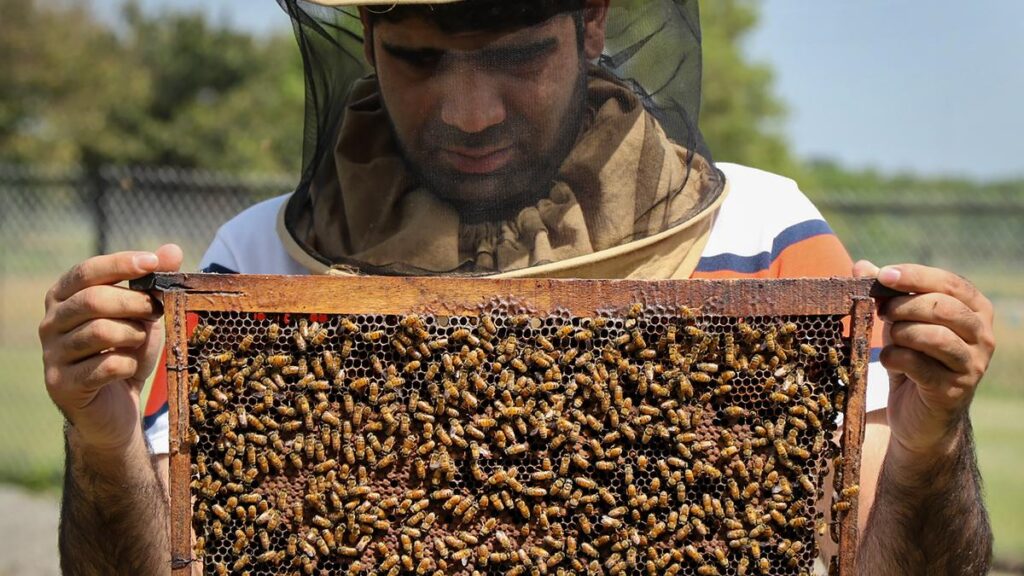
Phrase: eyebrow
[
  {"left": 382, "top": 37, "right": 559, "bottom": 64},
  {"left": 381, "top": 43, "right": 445, "bottom": 62}
]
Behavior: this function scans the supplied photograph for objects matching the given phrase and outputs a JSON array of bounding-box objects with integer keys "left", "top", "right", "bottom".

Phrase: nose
[{"left": 439, "top": 65, "right": 507, "bottom": 135}]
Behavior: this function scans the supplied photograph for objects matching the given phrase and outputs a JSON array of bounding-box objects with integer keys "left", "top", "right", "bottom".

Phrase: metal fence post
[{"left": 86, "top": 165, "right": 108, "bottom": 256}]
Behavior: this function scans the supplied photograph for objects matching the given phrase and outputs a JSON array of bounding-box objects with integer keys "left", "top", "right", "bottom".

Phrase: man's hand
[
  {"left": 39, "top": 245, "right": 183, "bottom": 454},
  {"left": 854, "top": 261, "right": 995, "bottom": 459},
  {"left": 854, "top": 261, "right": 995, "bottom": 575}
]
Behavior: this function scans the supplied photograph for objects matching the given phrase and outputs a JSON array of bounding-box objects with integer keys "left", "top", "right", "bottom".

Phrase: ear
[
  {"left": 359, "top": 8, "right": 376, "bottom": 67},
  {"left": 581, "top": 0, "right": 610, "bottom": 60}
]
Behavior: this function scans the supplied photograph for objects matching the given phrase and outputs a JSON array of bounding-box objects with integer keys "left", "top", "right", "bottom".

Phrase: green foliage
[
  {"left": 802, "top": 157, "right": 1024, "bottom": 197},
  {"left": 0, "top": 0, "right": 144, "bottom": 166},
  {"left": 698, "top": 0, "right": 801, "bottom": 180},
  {"left": 113, "top": 2, "right": 305, "bottom": 172},
  {"left": 0, "top": 0, "right": 304, "bottom": 173},
  {"left": 3, "top": 0, "right": 800, "bottom": 178}
]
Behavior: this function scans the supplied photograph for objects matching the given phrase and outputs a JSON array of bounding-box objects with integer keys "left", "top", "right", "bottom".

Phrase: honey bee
[
  {"left": 191, "top": 324, "right": 215, "bottom": 346},
  {"left": 695, "top": 362, "right": 718, "bottom": 374},
  {"left": 825, "top": 345, "right": 841, "bottom": 366},
  {"left": 835, "top": 365, "right": 851, "bottom": 387},
  {"left": 599, "top": 515, "right": 622, "bottom": 529},
  {"left": 690, "top": 372, "right": 712, "bottom": 384},
  {"left": 789, "top": 445, "right": 811, "bottom": 460},
  {"left": 505, "top": 442, "right": 528, "bottom": 456},
  {"left": 310, "top": 326, "right": 328, "bottom": 347},
  {"left": 723, "top": 406, "right": 748, "bottom": 418},
  {"left": 684, "top": 325, "right": 706, "bottom": 338},
  {"left": 574, "top": 329, "right": 593, "bottom": 342},
  {"left": 785, "top": 515, "right": 809, "bottom": 529},
  {"left": 574, "top": 476, "right": 597, "bottom": 490},
  {"left": 477, "top": 314, "right": 497, "bottom": 335},
  {"left": 267, "top": 354, "right": 291, "bottom": 368}
]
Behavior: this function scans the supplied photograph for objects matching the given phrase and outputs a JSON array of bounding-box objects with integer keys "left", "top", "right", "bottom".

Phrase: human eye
[{"left": 404, "top": 51, "right": 443, "bottom": 69}]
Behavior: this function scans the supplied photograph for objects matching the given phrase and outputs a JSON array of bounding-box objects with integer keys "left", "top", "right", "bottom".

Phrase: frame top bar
[{"left": 131, "top": 273, "right": 892, "bottom": 317}]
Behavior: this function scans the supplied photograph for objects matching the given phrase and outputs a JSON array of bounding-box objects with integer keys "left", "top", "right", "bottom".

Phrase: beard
[{"left": 385, "top": 67, "right": 588, "bottom": 223}]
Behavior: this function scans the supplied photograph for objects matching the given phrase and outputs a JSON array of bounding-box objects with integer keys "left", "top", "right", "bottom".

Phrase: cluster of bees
[{"left": 186, "top": 305, "right": 857, "bottom": 576}]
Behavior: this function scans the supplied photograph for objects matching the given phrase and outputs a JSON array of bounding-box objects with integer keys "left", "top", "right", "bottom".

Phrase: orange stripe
[
  {"left": 693, "top": 234, "right": 885, "bottom": 351},
  {"left": 690, "top": 268, "right": 774, "bottom": 280},
  {"left": 144, "top": 313, "right": 200, "bottom": 417},
  {"left": 771, "top": 234, "right": 853, "bottom": 278},
  {"left": 144, "top": 348, "right": 169, "bottom": 417},
  {"left": 692, "top": 235, "right": 853, "bottom": 280}
]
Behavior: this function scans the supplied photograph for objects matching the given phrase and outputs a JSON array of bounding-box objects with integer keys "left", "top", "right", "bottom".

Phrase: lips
[{"left": 439, "top": 146, "right": 513, "bottom": 175}]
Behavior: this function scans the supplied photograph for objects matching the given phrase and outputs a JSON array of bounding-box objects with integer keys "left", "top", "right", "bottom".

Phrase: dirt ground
[{"left": 0, "top": 485, "right": 59, "bottom": 576}]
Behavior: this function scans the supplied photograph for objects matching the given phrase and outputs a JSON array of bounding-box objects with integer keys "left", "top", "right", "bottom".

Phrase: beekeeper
[{"left": 39, "top": 1, "right": 995, "bottom": 574}]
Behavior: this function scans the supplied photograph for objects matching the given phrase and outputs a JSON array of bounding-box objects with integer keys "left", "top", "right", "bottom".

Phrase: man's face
[{"left": 366, "top": 11, "right": 599, "bottom": 220}]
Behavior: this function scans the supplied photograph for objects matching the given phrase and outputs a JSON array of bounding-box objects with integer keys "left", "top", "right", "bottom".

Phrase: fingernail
[
  {"left": 879, "top": 267, "right": 902, "bottom": 284},
  {"left": 134, "top": 253, "right": 159, "bottom": 270}
]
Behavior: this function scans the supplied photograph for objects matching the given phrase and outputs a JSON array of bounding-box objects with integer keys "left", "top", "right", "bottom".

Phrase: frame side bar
[
  {"left": 164, "top": 292, "right": 194, "bottom": 576},
  {"left": 838, "top": 296, "right": 875, "bottom": 575}
]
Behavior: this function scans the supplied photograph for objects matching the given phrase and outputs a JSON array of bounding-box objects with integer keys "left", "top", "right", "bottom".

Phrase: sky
[
  {"left": 92, "top": 0, "right": 1024, "bottom": 180},
  {"left": 748, "top": 0, "right": 1024, "bottom": 180}
]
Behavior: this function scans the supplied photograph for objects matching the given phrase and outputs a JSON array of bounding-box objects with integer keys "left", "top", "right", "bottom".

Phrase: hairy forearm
[
  {"left": 60, "top": 425, "right": 170, "bottom": 576},
  {"left": 858, "top": 417, "right": 992, "bottom": 575}
]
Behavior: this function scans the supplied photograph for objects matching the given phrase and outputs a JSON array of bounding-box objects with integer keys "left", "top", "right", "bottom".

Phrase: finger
[
  {"left": 60, "top": 352, "right": 141, "bottom": 402},
  {"left": 879, "top": 345, "right": 966, "bottom": 392},
  {"left": 52, "top": 252, "right": 161, "bottom": 302},
  {"left": 154, "top": 244, "right": 185, "bottom": 272},
  {"left": 48, "top": 285, "right": 162, "bottom": 334},
  {"left": 882, "top": 293, "right": 984, "bottom": 344},
  {"left": 876, "top": 264, "right": 990, "bottom": 315},
  {"left": 852, "top": 260, "right": 880, "bottom": 279},
  {"left": 133, "top": 322, "right": 166, "bottom": 386},
  {"left": 854, "top": 260, "right": 909, "bottom": 311},
  {"left": 887, "top": 321, "right": 972, "bottom": 375},
  {"left": 58, "top": 318, "right": 149, "bottom": 364}
]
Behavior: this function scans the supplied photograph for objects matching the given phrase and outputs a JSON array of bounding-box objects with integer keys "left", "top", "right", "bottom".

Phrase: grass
[
  {"left": 974, "top": 393, "right": 1024, "bottom": 565},
  {"left": 0, "top": 346, "right": 64, "bottom": 489}
]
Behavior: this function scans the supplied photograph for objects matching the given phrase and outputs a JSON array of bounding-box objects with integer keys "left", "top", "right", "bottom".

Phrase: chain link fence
[
  {"left": 0, "top": 164, "right": 292, "bottom": 487},
  {"left": 1, "top": 163, "right": 1022, "bottom": 488},
  {"left": 814, "top": 192, "right": 1024, "bottom": 278}
]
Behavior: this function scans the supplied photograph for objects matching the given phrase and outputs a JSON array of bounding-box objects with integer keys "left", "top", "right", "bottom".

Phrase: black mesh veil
[{"left": 278, "top": 0, "right": 725, "bottom": 276}]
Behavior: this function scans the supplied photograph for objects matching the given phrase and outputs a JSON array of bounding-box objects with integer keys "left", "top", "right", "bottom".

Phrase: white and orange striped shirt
[{"left": 143, "top": 163, "right": 888, "bottom": 453}]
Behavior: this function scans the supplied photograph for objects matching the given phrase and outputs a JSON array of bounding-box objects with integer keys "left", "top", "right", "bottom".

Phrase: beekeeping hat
[{"left": 277, "top": 0, "right": 727, "bottom": 277}]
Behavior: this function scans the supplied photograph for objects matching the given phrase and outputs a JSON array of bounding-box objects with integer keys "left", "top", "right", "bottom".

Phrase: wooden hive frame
[{"left": 133, "top": 273, "right": 879, "bottom": 576}]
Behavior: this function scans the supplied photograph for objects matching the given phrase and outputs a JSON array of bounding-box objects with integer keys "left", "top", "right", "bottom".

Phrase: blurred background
[{"left": 1, "top": 0, "right": 1021, "bottom": 574}]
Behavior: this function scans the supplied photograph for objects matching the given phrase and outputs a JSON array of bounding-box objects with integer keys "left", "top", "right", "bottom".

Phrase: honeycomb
[{"left": 184, "top": 305, "right": 856, "bottom": 576}]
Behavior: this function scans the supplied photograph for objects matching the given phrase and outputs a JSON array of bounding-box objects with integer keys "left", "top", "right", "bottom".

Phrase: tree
[
  {"left": 0, "top": 0, "right": 304, "bottom": 174},
  {"left": 0, "top": 0, "right": 147, "bottom": 166},
  {"left": 698, "top": 0, "right": 800, "bottom": 179},
  {"left": 3, "top": 0, "right": 797, "bottom": 179},
  {"left": 113, "top": 2, "right": 304, "bottom": 173}
]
